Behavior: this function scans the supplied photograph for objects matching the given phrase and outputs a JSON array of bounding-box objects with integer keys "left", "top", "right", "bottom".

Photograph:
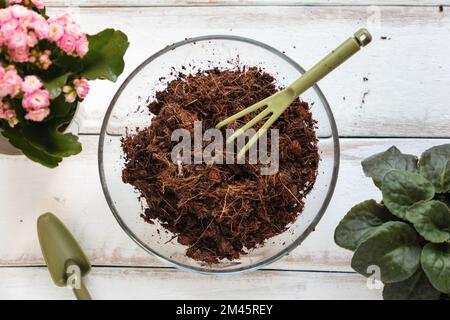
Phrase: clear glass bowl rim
[{"left": 98, "top": 34, "right": 340, "bottom": 275}]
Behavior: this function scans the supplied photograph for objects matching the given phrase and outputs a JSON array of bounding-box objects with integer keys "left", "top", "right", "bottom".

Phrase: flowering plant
[{"left": 0, "top": 0, "right": 128, "bottom": 167}]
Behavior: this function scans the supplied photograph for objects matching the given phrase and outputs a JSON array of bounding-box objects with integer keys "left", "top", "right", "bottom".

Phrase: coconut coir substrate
[{"left": 121, "top": 66, "right": 319, "bottom": 263}]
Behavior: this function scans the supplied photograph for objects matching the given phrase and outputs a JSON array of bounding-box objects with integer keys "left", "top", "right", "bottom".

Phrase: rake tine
[
  {"left": 215, "top": 99, "right": 267, "bottom": 129},
  {"left": 226, "top": 108, "right": 272, "bottom": 144},
  {"left": 237, "top": 113, "right": 279, "bottom": 159}
]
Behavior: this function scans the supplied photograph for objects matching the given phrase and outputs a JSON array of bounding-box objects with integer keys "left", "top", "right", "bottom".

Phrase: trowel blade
[{"left": 37, "top": 212, "right": 91, "bottom": 286}]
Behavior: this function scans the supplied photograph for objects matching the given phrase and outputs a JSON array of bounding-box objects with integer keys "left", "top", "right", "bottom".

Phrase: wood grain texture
[
  {"left": 1, "top": 137, "right": 448, "bottom": 271},
  {"left": 0, "top": 267, "right": 382, "bottom": 299},
  {"left": 44, "top": 6, "right": 450, "bottom": 137},
  {"left": 44, "top": 1, "right": 449, "bottom": 7},
  {"left": 2, "top": 1, "right": 448, "bottom": 300}
]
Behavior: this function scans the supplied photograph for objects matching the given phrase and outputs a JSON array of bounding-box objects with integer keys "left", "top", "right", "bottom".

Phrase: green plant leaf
[
  {"left": 44, "top": 73, "right": 69, "bottom": 99},
  {"left": 21, "top": 123, "right": 81, "bottom": 158},
  {"left": 419, "top": 144, "right": 450, "bottom": 193},
  {"left": 1, "top": 127, "right": 62, "bottom": 168},
  {"left": 81, "top": 29, "right": 129, "bottom": 82},
  {"left": 47, "top": 95, "right": 76, "bottom": 119},
  {"left": 382, "top": 170, "right": 435, "bottom": 219},
  {"left": 435, "top": 193, "right": 450, "bottom": 209},
  {"left": 406, "top": 200, "right": 450, "bottom": 243},
  {"left": 362, "top": 146, "right": 418, "bottom": 189},
  {"left": 334, "top": 200, "right": 395, "bottom": 251},
  {"left": 421, "top": 242, "right": 450, "bottom": 294},
  {"left": 351, "top": 221, "right": 421, "bottom": 283},
  {"left": 442, "top": 160, "right": 450, "bottom": 193},
  {"left": 54, "top": 54, "right": 83, "bottom": 74},
  {"left": 382, "top": 269, "right": 441, "bottom": 300}
]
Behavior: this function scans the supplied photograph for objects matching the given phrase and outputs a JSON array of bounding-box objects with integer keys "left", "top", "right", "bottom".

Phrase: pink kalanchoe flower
[
  {"left": 39, "top": 51, "right": 52, "bottom": 70},
  {"left": 0, "top": 101, "right": 19, "bottom": 127},
  {"left": 8, "top": 28, "right": 28, "bottom": 49},
  {"left": 73, "top": 78, "right": 90, "bottom": 100},
  {"left": 48, "top": 13, "right": 70, "bottom": 26},
  {"left": 10, "top": 46, "right": 30, "bottom": 63},
  {"left": 76, "top": 35, "right": 89, "bottom": 57},
  {"left": 22, "top": 75, "right": 42, "bottom": 93},
  {"left": 27, "top": 31, "right": 38, "bottom": 47},
  {"left": 1, "top": 18, "right": 19, "bottom": 34},
  {"left": 0, "top": 8, "right": 13, "bottom": 24},
  {"left": 2, "top": 67, "right": 23, "bottom": 97},
  {"left": 22, "top": 89, "right": 50, "bottom": 111},
  {"left": 25, "top": 108, "right": 50, "bottom": 122},
  {"left": 48, "top": 22, "right": 64, "bottom": 42},
  {"left": 10, "top": 5, "right": 31, "bottom": 20},
  {"left": 63, "top": 85, "right": 77, "bottom": 103},
  {"left": 32, "top": 18, "right": 50, "bottom": 40},
  {"left": 64, "top": 21, "right": 82, "bottom": 37},
  {"left": 31, "top": 0, "right": 45, "bottom": 9},
  {"left": 0, "top": 79, "right": 10, "bottom": 98},
  {"left": 57, "top": 33, "right": 77, "bottom": 54}
]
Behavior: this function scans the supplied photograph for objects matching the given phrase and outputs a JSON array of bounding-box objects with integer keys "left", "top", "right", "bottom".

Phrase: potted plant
[
  {"left": 0, "top": 0, "right": 129, "bottom": 167},
  {"left": 335, "top": 144, "right": 450, "bottom": 299}
]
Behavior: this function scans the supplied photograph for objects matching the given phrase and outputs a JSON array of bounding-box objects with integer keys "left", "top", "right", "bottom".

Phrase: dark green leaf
[
  {"left": 435, "top": 193, "right": 450, "bottom": 209},
  {"left": 81, "top": 29, "right": 129, "bottom": 82},
  {"left": 47, "top": 95, "right": 77, "bottom": 119},
  {"left": 383, "top": 269, "right": 441, "bottom": 300},
  {"left": 406, "top": 200, "right": 450, "bottom": 243},
  {"left": 362, "top": 146, "right": 418, "bottom": 189},
  {"left": 419, "top": 144, "right": 450, "bottom": 193},
  {"left": 54, "top": 55, "right": 83, "bottom": 73},
  {"left": 334, "top": 200, "right": 395, "bottom": 250},
  {"left": 382, "top": 170, "right": 435, "bottom": 219},
  {"left": 442, "top": 160, "right": 450, "bottom": 193},
  {"left": 351, "top": 221, "right": 421, "bottom": 283},
  {"left": 1, "top": 127, "right": 61, "bottom": 168},
  {"left": 44, "top": 73, "right": 69, "bottom": 99},
  {"left": 421, "top": 243, "right": 450, "bottom": 294},
  {"left": 21, "top": 123, "right": 81, "bottom": 158}
]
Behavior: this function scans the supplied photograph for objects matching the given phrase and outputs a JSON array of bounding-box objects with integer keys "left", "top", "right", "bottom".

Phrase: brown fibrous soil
[{"left": 121, "top": 66, "right": 319, "bottom": 263}]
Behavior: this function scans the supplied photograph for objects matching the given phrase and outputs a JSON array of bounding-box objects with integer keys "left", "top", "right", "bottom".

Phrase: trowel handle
[{"left": 73, "top": 279, "right": 92, "bottom": 300}]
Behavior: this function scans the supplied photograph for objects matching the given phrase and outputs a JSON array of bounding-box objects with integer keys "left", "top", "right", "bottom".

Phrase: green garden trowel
[{"left": 37, "top": 212, "right": 92, "bottom": 300}]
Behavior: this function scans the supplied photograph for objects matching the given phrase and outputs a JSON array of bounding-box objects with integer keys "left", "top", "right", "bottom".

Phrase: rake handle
[{"left": 290, "top": 28, "right": 372, "bottom": 97}]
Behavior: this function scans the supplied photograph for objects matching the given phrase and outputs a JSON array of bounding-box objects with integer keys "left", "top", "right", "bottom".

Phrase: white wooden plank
[
  {"left": 44, "top": 6, "right": 450, "bottom": 137},
  {"left": 44, "top": 0, "right": 449, "bottom": 8},
  {"left": 1, "top": 137, "right": 448, "bottom": 271},
  {"left": 0, "top": 267, "right": 382, "bottom": 299}
]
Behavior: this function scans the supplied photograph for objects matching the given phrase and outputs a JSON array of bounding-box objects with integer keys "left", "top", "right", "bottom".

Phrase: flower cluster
[
  {"left": 0, "top": 65, "right": 51, "bottom": 122},
  {"left": 63, "top": 78, "right": 90, "bottom": 103},
  {"left": 0, "top": 1, "right": 90, "bottom": 124},
  {"left": 0, "top": 63, "right": 91, "bottom": 123},
  {"left": 0, "top": 65, "right": 21, "bottom": 125},
  {"left": 0, "top": 0, "right": 128, "bottom": 167},
  {"left": 22, "top": 75, "right": 50, "bottom": 121},
  {"left": 9, "top": 0, "right": 45, "bottom": 10},
  {"left": 0, "top": 4, "right": 89, "bottom": 65}
]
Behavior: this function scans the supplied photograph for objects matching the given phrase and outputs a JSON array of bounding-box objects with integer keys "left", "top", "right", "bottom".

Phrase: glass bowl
[{"left": 98, "top": 35, "right": 340, "bottom": 274}]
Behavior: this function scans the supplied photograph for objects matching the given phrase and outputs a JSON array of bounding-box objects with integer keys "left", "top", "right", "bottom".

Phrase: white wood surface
[
  {"left": 45, "top": 5, "right": 450, "bottom": 137},
  {"left": 1, "top": 0, "right": 449, "bottom": 299},
  {"left": 0, "top": 267, "right": 382, "bottom": 300}
]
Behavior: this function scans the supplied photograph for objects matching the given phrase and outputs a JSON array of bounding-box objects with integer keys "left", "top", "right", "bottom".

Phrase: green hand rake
[{"left": 216, "top": 28, "right": 372, "bottom": 158}]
